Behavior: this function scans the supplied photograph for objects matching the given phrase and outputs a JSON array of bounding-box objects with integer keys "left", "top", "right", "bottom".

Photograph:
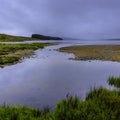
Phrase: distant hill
[
  {"left": 32, "top": 34, "right": 63, "bottom": 40},
  {"left": 0, "top": 34, "right": 35, "bottom": 42}
]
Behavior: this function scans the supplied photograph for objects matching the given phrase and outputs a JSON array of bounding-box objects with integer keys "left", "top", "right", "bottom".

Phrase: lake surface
[{"left": 0, "top": 40, "right": 120, "bottom": 108}]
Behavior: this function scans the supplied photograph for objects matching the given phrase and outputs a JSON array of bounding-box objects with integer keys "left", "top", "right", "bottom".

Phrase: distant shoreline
[{"left": 59, "top": 45, "right": 120, "bottom": 62}]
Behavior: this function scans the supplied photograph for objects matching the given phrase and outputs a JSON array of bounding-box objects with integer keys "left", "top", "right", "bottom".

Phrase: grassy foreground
[
  {"left": 59, "top": 45, "right": 120, "bottom": 62},
  {"left": 0, "top": 34, "right": 38, "bottom": 42},
  {"left": 108, "top": 76, "right": 120, "bottom": 88},
  {"left": 0, "top": 77, "right": 119, "bottom": 120},
  {"left": 0, "top": 43, "right": 51, "bottom": 67}
]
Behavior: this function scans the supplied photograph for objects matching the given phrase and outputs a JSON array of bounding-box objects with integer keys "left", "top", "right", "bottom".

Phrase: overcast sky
[{"left": 0, "top": 0, "right": 120, "bottom": 39}]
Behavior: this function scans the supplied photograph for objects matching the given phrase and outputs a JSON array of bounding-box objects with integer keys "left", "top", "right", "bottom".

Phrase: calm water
[{"left": 0, "top": 40, "right": 120, "bottom": 108}]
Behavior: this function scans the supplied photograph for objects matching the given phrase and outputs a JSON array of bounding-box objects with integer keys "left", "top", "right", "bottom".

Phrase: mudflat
[{"left": 59, "top": 45, "right": 120, "bottom": 62}]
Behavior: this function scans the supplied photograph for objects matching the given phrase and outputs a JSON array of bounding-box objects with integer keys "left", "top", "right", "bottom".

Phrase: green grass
[
  {"left": 0, "top": 34, "right": 38, "bottom": 42},
  {"left": 54, "top": 88, "right": 120, "bottom": 120},
  {"left": 108, "top": 76, "right": 120, "bottom": 88},
  {"left": 0, "top": 106, "right": 51, "bottom": 120},
  {"left": 0, "top": 77, "right": 119, "bottom": 120},
  {"left": 0, "top": 43, "right": 51, "bottom": 66},
  {"left": 0, "top": 56, "right": 20, "bottom": 64}
]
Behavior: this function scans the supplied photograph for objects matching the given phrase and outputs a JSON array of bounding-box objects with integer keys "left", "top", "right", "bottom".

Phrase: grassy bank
[
  {"left": 0, "top": 77, "right": 119, "bottom": 120},
  {"left": 0, "top": 34, "right": 38, "bottom": 42},
  {"left": 0, "top": 43, "right": 51, "bottom": 67},
  {"left": 59, "top": 45, "right": 120, "bottom": 62}
]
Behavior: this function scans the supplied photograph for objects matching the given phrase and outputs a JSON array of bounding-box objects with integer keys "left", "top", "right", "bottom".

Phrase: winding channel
[{"left": 0, "top": 40, "right": 120, "bottom": 108}]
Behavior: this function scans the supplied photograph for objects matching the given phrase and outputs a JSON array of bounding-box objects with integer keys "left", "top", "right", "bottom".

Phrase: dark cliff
[{"left": 32, "top": 34, "right": 63, "bottom": 40}]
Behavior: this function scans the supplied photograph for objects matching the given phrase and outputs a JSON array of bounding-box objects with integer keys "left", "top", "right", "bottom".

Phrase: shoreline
[
  {"left": 0, "top": 43, "right": 53, "bottom": 67},
  {"left": 59, "top": 44, "right": 120, "bottom": 62}
]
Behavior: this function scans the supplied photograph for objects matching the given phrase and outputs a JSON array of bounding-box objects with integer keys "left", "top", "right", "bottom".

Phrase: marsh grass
[
  {"left": 0, "top": 56, "right": 20, "bottom": 64},
  {"left": 54, "top": 88, "right": 120, "bottom": 120},
  {"left": 0, "top": 43, "right": 51, "bottom": 66},
  {"left": 0, "top": 105, "right": 51, "bottom": 120},
  {"left": 108, "top": 76, "right": 120, "bottom": 88}
]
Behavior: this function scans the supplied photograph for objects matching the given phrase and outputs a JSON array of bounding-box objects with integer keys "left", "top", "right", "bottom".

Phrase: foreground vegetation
[
  {"left": 59, "top": 45, "right": 120, "bottom": 62},
  {"left": 0, "top": 43, "right": 51, "bottom": 66},
  {"left": 108, "top": 76, "right": 120, "bottom": 88},
  {"left": 0, "top": 77, "right": 119, "bottom": 120},
  {"left": 0, "top": 34, "right": 38, "bottom": 42}
]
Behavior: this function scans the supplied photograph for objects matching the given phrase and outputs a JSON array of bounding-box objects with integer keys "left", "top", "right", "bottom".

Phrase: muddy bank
[{"left": 59, "top": 45, "right": 120, "bottom": 62}]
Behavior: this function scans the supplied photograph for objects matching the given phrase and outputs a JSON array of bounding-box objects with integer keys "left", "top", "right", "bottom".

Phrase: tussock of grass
[{"left": 108, "top": 76, "right": 120, "bottom": 88}]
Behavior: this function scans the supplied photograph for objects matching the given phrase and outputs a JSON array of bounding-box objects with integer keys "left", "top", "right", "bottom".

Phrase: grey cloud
[{"left": 0, "top": 0, "right": 120, "bottom": 39}]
